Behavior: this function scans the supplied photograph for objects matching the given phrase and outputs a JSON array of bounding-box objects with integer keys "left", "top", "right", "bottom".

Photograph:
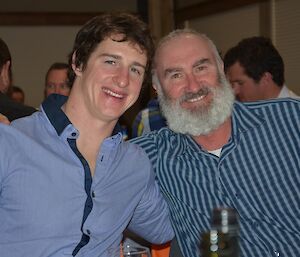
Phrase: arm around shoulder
[{"left": 127, "top": 152, "right": 174, "bottom": 244}]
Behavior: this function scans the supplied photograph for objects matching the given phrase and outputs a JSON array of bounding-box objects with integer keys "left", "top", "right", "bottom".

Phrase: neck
[
  {"left": 192, "top": 118, "right": 232, "bottom": 151},
  {"left": 63, "top": 91, "right": 117, "bottom": 176},
  {"left": 263, "top": 83, "right": 282, "bottom": 99}
]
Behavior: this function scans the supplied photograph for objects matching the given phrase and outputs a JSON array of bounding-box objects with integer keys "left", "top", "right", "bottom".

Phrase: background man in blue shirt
[
  {"left": 0, "top": 13, "right": 173, "bottom": 257},
  {"left": 131, "top": 29, "right": 300, "bottom": 257}
]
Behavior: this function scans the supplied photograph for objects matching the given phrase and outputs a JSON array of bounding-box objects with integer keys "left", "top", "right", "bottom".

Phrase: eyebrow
[
  {"left": 164, "top": 67, "right": 182, "bottom": 77},
  {"left": 164, "top": 58, "right": 212, "bottom": 77},
  {"left": 193, "top": 58, "right": 211, "bottom": 68},
  {"left": 100, "top": 53, "right": 146, "bottom": 70},
  {"left": 230, "top": 79, "right": 243, "bottom": 83}
]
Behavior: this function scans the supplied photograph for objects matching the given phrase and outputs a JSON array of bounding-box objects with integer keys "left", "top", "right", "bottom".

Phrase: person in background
[
  {"left": 223, "top": 36, "right": 298, "bottom": 101},
  {"left": 44, "top": 62, "right": 70, "bottom": 98},
  {"left": 131, "top": 29, "right": 300, "bottom": 257},
  {"left": 0, "top": 37, "right": 36, "bottom": 121},
  {"left": 7, "top": 85, "right": 25, "bottom": 104},
  {"left": 131, "top": 95, "right": 167, "bottom": 138},
  {"left": 0, "top": 12, "right": 173, "bottom": 257}
]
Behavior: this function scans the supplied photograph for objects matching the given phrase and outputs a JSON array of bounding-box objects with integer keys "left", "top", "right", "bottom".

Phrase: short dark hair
[
  {"left": 224, "top": 36, "right": 284, "bottom": 87},
  {"left": 67, "top": 12, "right": 154, "bottom": 89},
  {"left": 0, "top": 37, "right": 12, "bottom": 82},
  {"left": 10, "top": 85, "right": 24, "bottom": 94},
  {"left": 45, "top": 62, "right": 69, "bottom": 85},
  {"left": 7, "top": 85, "right": 24, "bottom": 97}
]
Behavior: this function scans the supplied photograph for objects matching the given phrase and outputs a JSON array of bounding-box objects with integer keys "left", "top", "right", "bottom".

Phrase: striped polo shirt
[{"left": 131, "top": 99, "right": 300, "bottom": 257}]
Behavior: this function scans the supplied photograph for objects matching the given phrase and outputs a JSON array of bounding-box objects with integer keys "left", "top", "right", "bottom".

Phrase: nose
[
  {"left": 113, "top": 67, "right": 129, "bottom": 88},
  {"left": 185, "top": 73, "right": 199, "bottom": 93}
]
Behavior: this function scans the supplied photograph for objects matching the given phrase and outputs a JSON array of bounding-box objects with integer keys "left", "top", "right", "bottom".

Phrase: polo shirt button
[
  {"left": 92, "top": 191, "right": 95, "bottom": 198},
  {"left": 86, "top": 229, "right": 91, "bottom": 235},
  {"left": 71, "top": 132, "right": 76, "bottom": 137}
]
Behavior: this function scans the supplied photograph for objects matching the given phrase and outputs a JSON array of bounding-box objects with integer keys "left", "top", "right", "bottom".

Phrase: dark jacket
[{"left": 0, "top": 92, "right": 36, "bottom": 121}]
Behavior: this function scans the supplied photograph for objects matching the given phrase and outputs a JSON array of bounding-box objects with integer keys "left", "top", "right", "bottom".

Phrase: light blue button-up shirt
[{"left": 0, "top": 94, "right": 173, "bottom": 257}]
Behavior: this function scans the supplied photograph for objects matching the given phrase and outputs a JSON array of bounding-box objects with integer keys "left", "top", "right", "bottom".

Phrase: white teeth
[
  {"left": 103, "top": 88, "right": 123, "bottom": 98},
  {"left": 187, "top": 95, "right": 205, "bottom": 102}
]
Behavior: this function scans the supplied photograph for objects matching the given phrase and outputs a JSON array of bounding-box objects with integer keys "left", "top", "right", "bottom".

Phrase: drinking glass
[{"left": 122, "top": 244, "right": 150, "bottom": 257}]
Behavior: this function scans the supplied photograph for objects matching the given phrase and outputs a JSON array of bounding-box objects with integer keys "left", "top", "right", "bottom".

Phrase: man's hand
[{"left": 0, "top": 113, "right": 10, "bottom": 125}]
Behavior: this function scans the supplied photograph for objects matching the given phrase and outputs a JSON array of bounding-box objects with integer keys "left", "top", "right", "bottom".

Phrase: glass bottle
[{"left": 201, "top": 207, "right": 240, "bottom": 257}]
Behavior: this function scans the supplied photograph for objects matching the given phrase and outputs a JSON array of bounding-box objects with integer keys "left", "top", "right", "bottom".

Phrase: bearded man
[{"left": 131, "top": 29, "right": 300, "bottom": 257}]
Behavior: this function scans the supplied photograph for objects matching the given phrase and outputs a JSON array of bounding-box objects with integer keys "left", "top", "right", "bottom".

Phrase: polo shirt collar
[
  {"left": 41, "top": 94, "right": 123, "bottom": 143},
  {"left": 41, "top": 94, "right": 71, "bottom": 136}
]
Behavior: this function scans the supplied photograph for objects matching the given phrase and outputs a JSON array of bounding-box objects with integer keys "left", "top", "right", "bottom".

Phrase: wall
[
  {"left": 0, "top": 26, "right": 80, "bottom": 107},
  {"left": 184, "top": 0, "right": 300, "bottom": 95},
  {"left": 188, "top": 4, "right": 260, "bottom": 57},
  {"left": 0, "top": 0, "right": 138, "bottom": 107},
  {"left": 274, "top": 0, "right": 300, "bottom": 93}
]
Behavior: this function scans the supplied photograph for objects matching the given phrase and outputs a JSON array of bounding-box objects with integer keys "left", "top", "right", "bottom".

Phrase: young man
[
  {"left": 0, "top": 13, "right": 173, "bottom": 257},
  {"left": 131, "top": 29, "right": 300, "bottom": 257},
  {"left": 224, "top": 36, "right": 298, "bottom": 101}
]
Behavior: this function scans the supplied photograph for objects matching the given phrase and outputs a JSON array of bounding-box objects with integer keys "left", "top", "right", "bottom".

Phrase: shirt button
[
  {"left": 71, "top": 132, "right": 77, "bottom": 137},
  {"left": 92, "top": 191, "right": 95, "bottom": 198},
  {"left": 86, "top": 229, "right": 91, "bottom": 235},
  {"left": 252, "top": 221, "right": 259, "bottom": 229}
]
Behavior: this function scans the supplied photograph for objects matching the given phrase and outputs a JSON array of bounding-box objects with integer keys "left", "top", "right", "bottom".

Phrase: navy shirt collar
[
  {"left": 42, "top": 94, "right": 123, "bottom": 139},
  {"left": 42, "top": 94, "right": 71, "bottom": 136}
]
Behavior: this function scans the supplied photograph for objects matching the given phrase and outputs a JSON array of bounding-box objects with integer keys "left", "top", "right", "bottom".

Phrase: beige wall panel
[
  {"left": 187, "top": 4, "right": 260, "bottom": 58},
  {"left": 274, "top": 0, "right": 300, "bottom": 94},
  {"left": 0, "top": 26, "right": 80, "bottom": 107}
]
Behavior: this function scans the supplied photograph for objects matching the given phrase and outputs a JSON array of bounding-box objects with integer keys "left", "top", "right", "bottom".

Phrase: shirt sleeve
[
  {"left": 129, "top": 131, "right": 160, "bottom": 173},
  {"left": 0, "top": 124, "right": 13, "bottom": 182},
  {"left": 127, "top": 158, "right": 174, "bottom": 244}
]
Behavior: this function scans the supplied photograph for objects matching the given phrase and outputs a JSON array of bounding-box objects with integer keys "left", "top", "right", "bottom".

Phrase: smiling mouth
[
  {"left": 186, "top": 94, "right": 206, "bottom": 103},
  {"left": 184, "top": 87, "right": 210, "bottom": 103},
  {"left": 103, "top": 88, "right": 124, "bottom": 99}
]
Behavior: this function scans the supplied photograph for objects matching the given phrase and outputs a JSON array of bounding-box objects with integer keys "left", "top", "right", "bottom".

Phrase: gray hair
[{"left": 153, "top": 29, "right": 223, "bottom": 74}]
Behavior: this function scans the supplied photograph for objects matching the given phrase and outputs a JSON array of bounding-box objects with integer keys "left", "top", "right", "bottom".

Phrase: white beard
[{"left": 157, "top": 74, "right": 234, "bottom": 136}]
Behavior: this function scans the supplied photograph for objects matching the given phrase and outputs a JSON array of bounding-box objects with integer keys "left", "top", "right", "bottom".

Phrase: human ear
[
  {"left": 152, "top": 71, "right": 160, "bottom": 91},
  {"left": 71, "top": 52, "right": 82, "bottom": 76},
  {"left": 152, "top": 82, "right": 157, "bottom": 91},
  {"left": 0, "top": 61, "right": 11, "bottom": 92},
  {"left": 260, "top": 72, "right": 273, "bottom": 87}
]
